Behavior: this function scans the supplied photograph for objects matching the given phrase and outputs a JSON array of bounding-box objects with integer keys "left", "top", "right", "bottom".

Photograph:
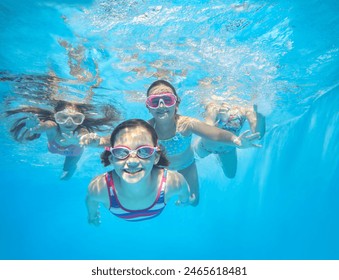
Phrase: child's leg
[
  {"left": 179, "top": 162, "right": 199, "bottom": 206},
  {"left": 217, "top": 148, "right": 237, "bottom": 179},
  {"left": 60, "top": 155, "right": 81, "bottom": 180}
]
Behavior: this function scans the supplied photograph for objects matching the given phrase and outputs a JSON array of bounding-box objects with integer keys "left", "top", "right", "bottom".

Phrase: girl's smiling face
[
  {"left": 110, "top": 126, "right": 159, "bottom": 184},
  {"left": 147, "top": 84, "right": 177, "bottom": 120}
]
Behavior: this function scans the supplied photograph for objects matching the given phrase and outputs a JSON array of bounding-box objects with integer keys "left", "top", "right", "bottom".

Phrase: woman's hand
[{"left": 234, "top": 130, "right": 262, "bottom": 148}]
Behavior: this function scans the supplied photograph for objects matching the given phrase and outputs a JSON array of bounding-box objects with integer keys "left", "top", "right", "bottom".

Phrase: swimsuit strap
[
  {"left": 105, "top": 171, "right": 116, "bottom": 208},
  {"left": 160, "top": 169, "right": 168, "bottom": 193}
]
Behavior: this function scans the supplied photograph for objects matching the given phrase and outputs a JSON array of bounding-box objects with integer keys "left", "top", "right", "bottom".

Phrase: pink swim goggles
[
  {"left": 146, "top": 92, "right": 177, "bottom": 109},
  {"left": 105, "top": 145, "right": 159, "bottom": 160}
]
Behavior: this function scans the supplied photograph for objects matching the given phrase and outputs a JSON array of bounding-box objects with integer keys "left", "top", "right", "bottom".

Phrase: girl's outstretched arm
[
  {"left": 86, "top": 175, "right": 105, "bottom": 226},
  {"left": 79, "top": 133, "right": 110, "bottom": 147},
  {"left": 15, "top": 113, "right": 57, "bottom": 141},
  {"left": 25, "top": 113, "right": 57, "bottom": 135},
  {"left": 182, "top": 117, "right": 261, "bottom": 148}
]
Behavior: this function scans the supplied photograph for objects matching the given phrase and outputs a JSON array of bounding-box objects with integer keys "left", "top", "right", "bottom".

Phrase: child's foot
[
  {"left": 60, "top": 171, "right": 71, "bottom": 180},
  {"left": 60, "top": 168, "right": 76, "bottom": 180}
]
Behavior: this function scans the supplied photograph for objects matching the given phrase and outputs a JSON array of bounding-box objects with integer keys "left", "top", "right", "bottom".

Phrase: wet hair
[
  {"left": 6, "top": 100, "right": 120, "bottom": 142},
  {"left": 146, "top": 80, "right": 181, "bottom": 104},
  {"left": 100, "top": 119, "right": 169, "bottom": 168}
]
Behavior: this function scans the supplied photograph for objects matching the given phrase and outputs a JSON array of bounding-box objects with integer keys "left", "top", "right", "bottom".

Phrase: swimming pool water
[{"left": 0, "top": 0, "right": 338, "bottom": 260}]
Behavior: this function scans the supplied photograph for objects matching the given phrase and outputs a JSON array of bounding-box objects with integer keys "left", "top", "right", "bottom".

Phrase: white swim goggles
[
  {"left": 54, "top": 110, "right": 85, "bottom": 125},
  {"left": 105, "top": 145, "right": 159, "bottom": 160}
]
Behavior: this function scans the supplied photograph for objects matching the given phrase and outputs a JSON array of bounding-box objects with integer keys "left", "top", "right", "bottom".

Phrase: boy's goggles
[
  {"left": 54, "top": 111, "right": 85, "bottom": 125},
  {"left": 106, "top": 145, "right": 158, "bottom": 160},
  {"left": 146, "top": 93, "right": 177, "bottom": 109}
]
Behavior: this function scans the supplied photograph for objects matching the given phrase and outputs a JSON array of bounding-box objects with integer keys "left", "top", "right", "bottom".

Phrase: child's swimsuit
[
  {"left": 158, "top": 132, "right": 192, "bottom": 156},
  {"left": 154, "top": 121, "right": 194, "bottom": 170},
  {"left": 104, "top": 169, "right": 167, "bottom": 222},
  {"left": 48, "top": 139, "right": 84, "bottom": 157},
  {"left": 158, "top": 132, "right": 194, "bottom": 170}
]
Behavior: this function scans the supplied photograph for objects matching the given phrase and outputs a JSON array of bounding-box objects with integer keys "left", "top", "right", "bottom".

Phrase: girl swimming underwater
[
  {"left": 145, "top": 80, "right": 261, "bottom": 205},
  {"left": 86, "top": 119, "right": 192, "bottom": 224},
  {"left": 6, "top": 100, "right": 119, "bottom": 180}
]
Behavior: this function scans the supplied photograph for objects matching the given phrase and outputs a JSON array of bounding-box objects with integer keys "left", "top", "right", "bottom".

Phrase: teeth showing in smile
[
  {"left": 124, "top": 168, "right": 142, "bottom": 174},
  {"left": 157, "top": 111, "right": 168, "bottom": 115}
]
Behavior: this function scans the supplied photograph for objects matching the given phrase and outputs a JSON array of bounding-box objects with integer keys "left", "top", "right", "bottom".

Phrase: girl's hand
[
  {"left": 88, "top": 214, "right": 101, "bottom": 226},
  {"left": 25, "top": 113, "right": 40, "bottom": 131},
  {"left": 234, "top": 130, "right": 262, "bottom": 148},
  {"left": 175, "top": 194, "right": 196, "bottom": 206},
  {"left": 60, "top": 131, "right": 81, "bottom": 145},
  {"left": 79, "top": 133, "right": 101, "bottom": 147}
]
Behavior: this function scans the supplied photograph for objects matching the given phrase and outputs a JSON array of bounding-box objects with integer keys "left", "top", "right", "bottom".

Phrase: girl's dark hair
[
  {"left": 146, "top": 80, "right": 181, "bottom": 104},
  {"left": 6, "top": 100, "right": 120, "bottom": 142},
  {"left": 100, "top": 119, "right": 169, "bottom": 168}
]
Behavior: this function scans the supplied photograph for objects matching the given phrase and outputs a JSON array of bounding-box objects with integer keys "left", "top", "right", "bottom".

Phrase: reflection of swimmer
[
  {"left": 58, "top": 40, "right": 103, "bottom": 102},
  {"left": 6, "top": 100, "right": 119, "bottom": 180},
  {"left": 145, "top": 80, "right": 261, "bottom": 206},
  {"left": 59, "top": 40, "right": 94, "bottom": 82},
  {"left": 86, "top": 119, "right": 193, "bottom": 225},
  {"left": 0, "top": 71, "right": 63, "bottom": 101},
  {"left": 194, "top": 102, "right": 266, "bottom": 178}
]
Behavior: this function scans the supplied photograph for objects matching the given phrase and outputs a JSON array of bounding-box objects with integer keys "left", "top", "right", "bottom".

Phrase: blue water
[{"left": 0, "top": 0, "right": 338, "bottom": 260}]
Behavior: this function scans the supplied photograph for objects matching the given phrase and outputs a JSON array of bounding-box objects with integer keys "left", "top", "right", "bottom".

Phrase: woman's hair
[
  {"left": 6, "top": 100, "right": 120, "bottom": 142},
  {"left": 100, "top": 119, "right": 169, "bottom": 168},
  {"left": 146, "top": 80, "right": 181, "bottom": 104}
]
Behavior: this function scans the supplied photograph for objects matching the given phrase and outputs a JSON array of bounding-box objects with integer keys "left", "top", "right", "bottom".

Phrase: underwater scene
[{"left": 0, "top": 0, "right": 338, "bottom": 260}]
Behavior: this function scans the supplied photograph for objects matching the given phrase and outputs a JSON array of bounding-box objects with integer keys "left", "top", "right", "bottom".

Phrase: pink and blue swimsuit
[{"left": 104, "top": 169, "right": 167, "bottom": 222}]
